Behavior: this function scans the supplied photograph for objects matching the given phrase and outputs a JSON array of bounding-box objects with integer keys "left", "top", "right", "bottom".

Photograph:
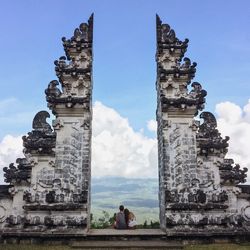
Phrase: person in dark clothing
[
  {"left": 124, "top": 208, "right": 129, "bottom": 226},
  {"left": 114, "top": 205, "right": 127, "bottom": 229}
]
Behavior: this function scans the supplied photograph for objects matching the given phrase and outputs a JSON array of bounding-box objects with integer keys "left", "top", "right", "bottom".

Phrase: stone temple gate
[{"left": 0, "top": 14, "right": 250, "bottom": 238}]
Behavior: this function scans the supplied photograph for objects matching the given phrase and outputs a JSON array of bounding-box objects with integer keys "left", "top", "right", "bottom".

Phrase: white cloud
[
  {"left": 147, "top": 119, "right": 157, "bottom": 132},
  {"left": 216, "top": 101, "right": 243, "bottom": 124},
  {"left": 1, "top": 100, "right": 250, "bottom": 183},
  {"left": 216, "top": 100, "right": 250, "bottom": 181},
  {"left": 92, "top": 101, "right": 158, "bottom": 178},
  {"left": 0, "top": 135, "right": 24, "bottom": 183},
  {"left": 0, "top": 102, "right": 158, "bottom": 183}
]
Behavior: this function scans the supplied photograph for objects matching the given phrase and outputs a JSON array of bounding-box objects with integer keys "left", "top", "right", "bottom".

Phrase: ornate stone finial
[
  {"left": 45, "top": 80, "right": 61, "bottom": 99},
  {"left": 32, "top": 111, "right": 52, "bottom": 132},
  {"left": 156, "top": 16, "right": 203, "bottom": 114},
  {"left": 220, "top": 160, "right": 248, "bottom": 185},
  {"left": 156, "top": 14, "right": 188, "bottom": 50},
  {"left": 199, "top": 112, "right": 217, "bottom": 131},
  {"left": 160, "top": 81, "right": 206, "bottom": 113},
  {"left": 197, "top": 112, "right": 229, "bottom": 156},
  {"left": 190, "top": 82, "right": 207, "bottom": 107},
  {"left": 62, "top": 14, "right": 94, "bottom": 60},
  {"left": 3, "top": 158, "right": 31, "bottom": 184},
  {"left": 23, "top": 111, "right": 56, "bottom": 155},
  {"left": 46, "top": 15, "right": 94, "bottom": 111}
]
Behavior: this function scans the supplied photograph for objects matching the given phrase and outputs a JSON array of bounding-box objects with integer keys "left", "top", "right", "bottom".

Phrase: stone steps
[
  {"left": 71, "top": 240, "right": 184, "bottom": 249},
  {"left": 70, "top": 229, "right": 183, "bottom": 249}
]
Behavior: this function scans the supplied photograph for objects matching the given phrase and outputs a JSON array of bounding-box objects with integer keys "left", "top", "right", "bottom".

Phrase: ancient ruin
[{"left": 0, "top": 14, "right": 250, "bottom": 241}]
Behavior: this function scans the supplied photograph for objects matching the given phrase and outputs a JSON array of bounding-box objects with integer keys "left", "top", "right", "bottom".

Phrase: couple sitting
[{"left": 114, "top": 205, "right": 137, "bottom": 229}]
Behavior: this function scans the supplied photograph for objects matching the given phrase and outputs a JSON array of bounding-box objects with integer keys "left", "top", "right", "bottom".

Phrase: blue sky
[{"left": 0, "top": 0, "right": 250, "bottom": 139}]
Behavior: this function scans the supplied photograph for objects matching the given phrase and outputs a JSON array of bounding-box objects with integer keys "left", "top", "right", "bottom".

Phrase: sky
[{"left": 0, "top": 0, "right": 250, "bottom": 182}]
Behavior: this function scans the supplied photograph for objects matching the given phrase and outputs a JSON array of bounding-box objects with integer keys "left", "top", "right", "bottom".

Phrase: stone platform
[
  {"left": 1, "top": 229, "right": 250, "bottom": 246},
  {"left": 71, "top": 241, "right": 183, "bottom": 249},
  {"left": 71, "top": 229, "right": 183, "bottom": 249},
  {"left": 88, "top": 229, "right": 165, "bottom": 236}
]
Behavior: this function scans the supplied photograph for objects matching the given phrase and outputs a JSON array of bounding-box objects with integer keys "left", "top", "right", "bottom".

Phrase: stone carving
[
  {"left": 62, "top": 14, "right": 93, "bottom": 60},
  {"left": 22, "top": 111, "right": 56, "bottom": 155},
  {"left": 197, "top": 112, "right": 229, "bottom": 156},
  {"left": 159, "top": 59, "right": 197, "bottom": 82},
  {"left": 166, "top": 188, "right": 229, "bottom": 208},
  {"left": 43, "top": 215, "right": 87, "bottom": 227},
  {"left": 156, "top": 15, "right": 250, "bottom": 235},
  {"left": 73, "top": 23, "right": 89, "bottom": 41},
  {"left": 3, "top": 158, "right": 31, "bottom": 184},
  {"left": 5, "top": 215, "right": 26, "bottom": 226},
  {"left": 0, "top": 15, "right": 93, "bottom": 234},
  {"left": 54, "top": 56, "right": 91, "bottom": 80},
  {"left": 219, "top": 159, "right": 248, "bottom": 184},
  {"left": 199, "top": 112, "right": 217, "bottom": 135},
  {"left": 63, "top": 22, "right": 90, "bottom": 44},
  {"left": 36, "top": 168, "right": 55, "bottom": 188},
  {"left": 156, "top": 14, "right": 188, "bottom": 51},
  {"left": 45, "top": 14, "right": 93, "bottom": 113},
  {"left": 189, "top": 82, "right": 207, "bottom": 109},
  {"left": 156, "top": 18, "right": 207, "bottom": 116},
  {"left": 45, "top": 80, "right": 61, "bottom": 98},
  {"left": 32, "top": 110, "right": 53, "bottom": 132},
  {"left": 0, "top": 185, "right": 12, "bottom": 199},
  {"left": 161, "top": 23, "right": 176, "bottom": 43},
  {"left": 243, "top": 206, "right": 250, "bottom": 220},
  {"left": 0, "top": 206, "right": 6, "bottom": 222}
]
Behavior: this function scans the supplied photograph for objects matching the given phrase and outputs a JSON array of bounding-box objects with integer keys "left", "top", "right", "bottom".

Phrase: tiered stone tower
[
  {"left": 0, "top": 14, "right": 93, "bottom": 234},
  {"left": 156, "top": 15, "right": 250, "bottom": 235}
]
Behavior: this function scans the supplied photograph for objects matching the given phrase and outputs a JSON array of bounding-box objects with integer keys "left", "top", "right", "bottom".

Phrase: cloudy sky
[{"left": 0, "top": 0, "right": 250, "bottom": 183}]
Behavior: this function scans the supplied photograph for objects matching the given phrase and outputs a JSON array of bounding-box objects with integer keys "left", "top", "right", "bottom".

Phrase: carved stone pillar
[
  {"left": 0, "top": 15, "right": 94, "bottom": 233},
  {"left": 156, "top": 15, "right": 250, "bottom": 235},
  {"left": 156, "top": 15, "right": 206, "bottom": 230},
  {"left": 44, "top": 14, "right": 94, "bottom": 231}
]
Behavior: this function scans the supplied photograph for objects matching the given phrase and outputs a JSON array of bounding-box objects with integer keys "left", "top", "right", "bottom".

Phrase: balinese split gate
[{"left": 0, "top": 14, "right": 250, "bottom": 242}]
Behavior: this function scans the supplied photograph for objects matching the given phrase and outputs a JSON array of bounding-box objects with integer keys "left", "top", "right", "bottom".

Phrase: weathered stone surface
[
  {"left": 3, "top": 158, "right": 31, "bottom": 184},
  {"left": 0, "top": 185, "right": 12, "bottom": 199},
  {"left": 156, "top": 15, "right": 250, "bottom": 234},
  {"left": 0, "top": 14, "right": 93, "bottom": 233},
  {"left": 22, "top": 111, "right": 56, "bottom": 155}
]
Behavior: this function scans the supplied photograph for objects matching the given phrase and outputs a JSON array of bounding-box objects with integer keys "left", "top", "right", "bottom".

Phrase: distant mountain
[{"left": 91, "top": 176, "right": 159, "bottom": 224}]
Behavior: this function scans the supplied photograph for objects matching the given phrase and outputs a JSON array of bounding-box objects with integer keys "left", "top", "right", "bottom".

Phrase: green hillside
[{"left": 91, "top": 177, "right": 159, "bottom": 224}]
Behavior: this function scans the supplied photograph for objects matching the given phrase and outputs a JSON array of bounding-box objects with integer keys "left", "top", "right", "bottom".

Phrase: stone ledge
[
  {"left": 87, "top": 229, "right": 166, "bottom": 236},
  {"left": 71, "top": 240, "right": 183, "bottom": 249}
]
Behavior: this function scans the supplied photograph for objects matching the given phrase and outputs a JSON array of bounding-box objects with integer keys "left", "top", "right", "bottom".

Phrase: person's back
[
  {"left": 128, "top": 211, "right": 137, "bottom": 229},
  {"left": 115, "top": 205, "right": 127, "bottom": 229}
]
